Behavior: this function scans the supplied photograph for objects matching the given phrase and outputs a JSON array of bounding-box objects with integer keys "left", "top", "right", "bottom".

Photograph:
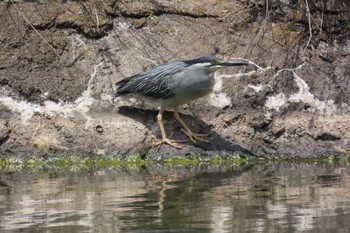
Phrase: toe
[
  {"left": 181, "top": 129, "right": 209, "bottom": 143},
  {"left": 152, "top": 138, "right": 182, "bottom": 149}
]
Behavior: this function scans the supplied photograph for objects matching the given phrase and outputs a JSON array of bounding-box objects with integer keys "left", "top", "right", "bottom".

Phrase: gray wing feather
[{"left": 116, "top": 61, "right": 186, "bottom": 99}]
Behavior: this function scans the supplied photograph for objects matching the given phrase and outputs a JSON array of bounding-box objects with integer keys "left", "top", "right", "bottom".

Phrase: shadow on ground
[{"left": 118, "top": 106, "right": 255, "bottom": 158}]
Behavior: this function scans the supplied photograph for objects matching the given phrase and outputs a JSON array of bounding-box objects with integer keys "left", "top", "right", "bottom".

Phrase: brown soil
[{"left": 1, "top": 0, "right": 350, "bottom": 158}]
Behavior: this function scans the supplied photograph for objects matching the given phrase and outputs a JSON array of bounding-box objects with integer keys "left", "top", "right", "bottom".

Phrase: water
[{"left": 0, "top": 163, "right": 350, "bottom": 233}]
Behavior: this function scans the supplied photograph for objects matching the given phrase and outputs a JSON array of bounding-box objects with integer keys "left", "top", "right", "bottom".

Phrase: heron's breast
[
  {"left": 168, "top": 73, "right": 215, "bottom": 106},
  {"left": 185, "top": 72, "right": 214, "bottom": 94}
]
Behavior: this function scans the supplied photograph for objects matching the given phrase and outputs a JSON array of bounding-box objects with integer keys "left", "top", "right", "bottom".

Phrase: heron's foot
[
  {"left": 181, "top": 129, "right": 209, "bottom": 143},
  {"left": 152, "top": 137, "right": 182, "bottom": 149}
]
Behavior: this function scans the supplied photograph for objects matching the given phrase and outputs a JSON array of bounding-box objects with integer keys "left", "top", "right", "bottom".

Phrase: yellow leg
[
  {"left": 157, "top": 111, "right": 167, "bottom": 140},
  {"left": 152, "top": 110, "right": 182, "bottom": 149},
  {"left": 173, "top": 107, "right": 209, "bottom": 143}
]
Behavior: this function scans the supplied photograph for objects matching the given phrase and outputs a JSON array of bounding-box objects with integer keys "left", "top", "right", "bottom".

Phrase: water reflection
[{"left": 0, "top": 164, "right": 349, "bottom": 232}]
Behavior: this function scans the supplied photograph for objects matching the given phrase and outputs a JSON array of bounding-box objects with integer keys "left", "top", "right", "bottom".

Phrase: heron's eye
[{"left": 210, "top": 60, "right": 222, "bottom": 66}]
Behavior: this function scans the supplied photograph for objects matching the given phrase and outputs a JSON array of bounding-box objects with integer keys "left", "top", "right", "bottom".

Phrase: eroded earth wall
[{"left": 0, "top": 0, "right": 350, "bottom": 157}]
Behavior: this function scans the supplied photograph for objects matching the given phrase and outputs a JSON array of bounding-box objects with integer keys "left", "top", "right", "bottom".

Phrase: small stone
[{"left": 133, "top": 18, "right": 147, "bottom": 29}]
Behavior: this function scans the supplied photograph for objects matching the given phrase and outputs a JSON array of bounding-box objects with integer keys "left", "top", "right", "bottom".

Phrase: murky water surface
[{"left": 0, "top": 163, "right": 350, "bottom": 233}]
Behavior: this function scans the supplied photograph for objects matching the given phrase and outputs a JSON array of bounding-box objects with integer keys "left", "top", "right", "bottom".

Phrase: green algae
[
  {"left": 0, "top": 152, "right": 256, "bottom": 171},
  {"left": 0, "top": 152, "right": 349, "bottom": 172}
]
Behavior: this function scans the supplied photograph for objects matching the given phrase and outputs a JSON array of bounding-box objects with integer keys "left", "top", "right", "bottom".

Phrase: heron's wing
[{"left": 116, "top": 61, "right": 186, "bottom": 99}]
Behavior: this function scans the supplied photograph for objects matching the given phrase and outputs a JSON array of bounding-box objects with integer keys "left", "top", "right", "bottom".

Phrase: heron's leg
[
  {"left": 173, "top": 107, "right": 209, "bottom": 143},
  {"left": 152, "top": 109, "right": 182, "bottom": 149}
]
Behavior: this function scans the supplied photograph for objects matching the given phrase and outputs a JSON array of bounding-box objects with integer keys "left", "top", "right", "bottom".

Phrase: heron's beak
[{"left": 221, "top": 59, "right": 250, "bottom": 67}]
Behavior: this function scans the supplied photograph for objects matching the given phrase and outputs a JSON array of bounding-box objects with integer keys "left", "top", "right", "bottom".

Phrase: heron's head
[{"left": 184, "top": 56, "right": 249, "bottom": 73}]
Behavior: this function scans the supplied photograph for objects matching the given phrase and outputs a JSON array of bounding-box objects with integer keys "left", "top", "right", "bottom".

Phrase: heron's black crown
[{"left": 183, "top": 56, "right": 220, "bottom": 66}]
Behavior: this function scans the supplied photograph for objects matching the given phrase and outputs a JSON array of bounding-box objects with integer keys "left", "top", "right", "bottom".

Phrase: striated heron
[{"left": 115, "top": 56, "right": 249, "bottom": 148}]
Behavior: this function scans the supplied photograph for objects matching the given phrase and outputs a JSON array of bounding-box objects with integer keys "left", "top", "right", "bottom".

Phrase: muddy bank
[{"left": 0, "top": 0, "right": 350, "bottom": 158}]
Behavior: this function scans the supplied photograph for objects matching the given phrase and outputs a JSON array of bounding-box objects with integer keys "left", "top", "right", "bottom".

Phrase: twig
[
  {"left": 216, "top": 57, "right": 273, "bottom": 79},
  {"left": 265, "top": 0, "right": 269, "bottom": 19},
  {"left": 303, "top": 0, "right": 313, "bottom": 53},
  {"left": 264, "top": 35, "right": 307, "bottom": 64},
  {"left": 11, "top": 1, "right": 60, "bottom": 59},
  {"left": 94, "top": 8, "right": 99, "bottom": 31},
  {"left": 244, "top": 0, "right": 270, "bottom": 60},
  {"left": 136, "top": 56, "right": 158, "bottom": 65}
]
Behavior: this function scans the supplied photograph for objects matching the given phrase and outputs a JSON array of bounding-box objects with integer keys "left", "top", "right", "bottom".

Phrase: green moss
[
  {"left": 0, "top": 152, "right": 348, "bottom": 172},
  {"left": 157, "top": 157, "right": 200, "bottom": 166},
  {"left": 344, "top": 153, "right": 350, "bottom": 165},
  {"left": 126, "top": 154, "right": 145, "bottom": 167},
  {"left": 97, "top": 158, "right": 123, "bottom": 168}
]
